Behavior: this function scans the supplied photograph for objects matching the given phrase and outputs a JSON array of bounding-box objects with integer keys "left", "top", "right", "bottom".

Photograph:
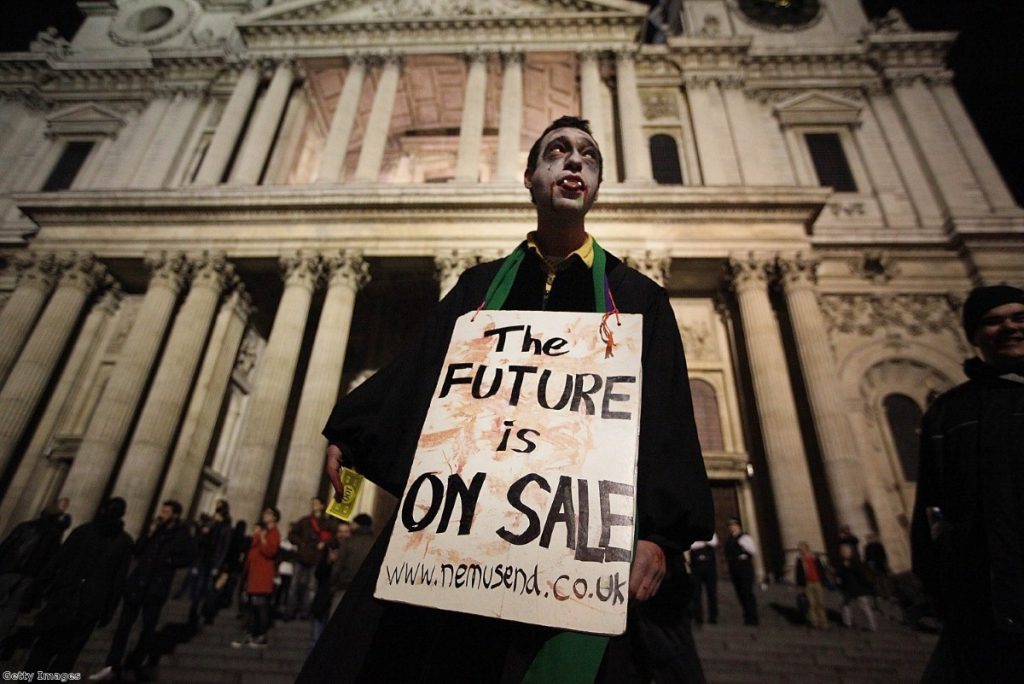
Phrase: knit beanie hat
[{"left": 962, "top": 285, "right": 1024, "bottom": 341}]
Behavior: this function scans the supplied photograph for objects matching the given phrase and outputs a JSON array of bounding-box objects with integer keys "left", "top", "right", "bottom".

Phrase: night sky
[{"left": 1, "top": 0, "right": 1020, "bottom": 203}]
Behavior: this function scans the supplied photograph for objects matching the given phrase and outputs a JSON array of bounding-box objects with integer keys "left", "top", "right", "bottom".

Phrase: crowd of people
[
  {"left": 0, "top": 494, "right": 374, "bottom": 679},
  {"left": 689, "top": 519, "right": 892, "bottom": 632}
]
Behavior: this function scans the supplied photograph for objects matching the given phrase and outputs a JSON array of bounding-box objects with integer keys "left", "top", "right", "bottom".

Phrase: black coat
[
  {"left": 35, "top": 517, "right": 133, "bottom": 629},
  {"left": 124, "top": 520, "right": 197, "bottom": 605},
  {"left": 0, "top": 514, "right": 63, "bottom": 577},
  {"left": 302, "top": 248, "right": 713, "bottom": 683},
  {"left": 911, "top": 358, "right": 1024, "bottom": 681}
]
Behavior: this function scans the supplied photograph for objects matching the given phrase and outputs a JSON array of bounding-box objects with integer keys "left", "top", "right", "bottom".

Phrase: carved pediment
[
  {"left": 45, "top": 103, "right": 127, "bottom": 137},
  {"left": 773, "top": 91, "right": 861, "bottom": 126},
  {"left": 242, "top": 0, "right": 647, "bottom": 24}
]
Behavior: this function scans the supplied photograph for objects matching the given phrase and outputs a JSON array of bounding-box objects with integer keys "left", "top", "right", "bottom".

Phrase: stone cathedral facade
[{"left": 0, "top": 0, "right": 1020, "bottom": 577}]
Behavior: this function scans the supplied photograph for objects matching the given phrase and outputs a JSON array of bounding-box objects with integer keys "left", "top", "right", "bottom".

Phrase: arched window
[
  {"left": 649, "top": 134, "right": 683, "bottom": 185},
  {"left": 883, "top": 393, "right": 922, "bottom": 482},
  {"left": 689, "top": 379, "right": 724, "bottom": 451}
]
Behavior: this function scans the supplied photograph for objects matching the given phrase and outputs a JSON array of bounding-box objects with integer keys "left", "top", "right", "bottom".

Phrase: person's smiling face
[
  {"left": 973, "top": 302, "right": 1024, "bottom": 368},
  {"left": 524, "top": 126, "right": 602, "bottom": 217}
]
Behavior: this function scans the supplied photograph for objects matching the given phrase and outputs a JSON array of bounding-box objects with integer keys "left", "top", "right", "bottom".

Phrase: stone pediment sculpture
[
  {"left": 772, "top": 91, "right": 862, "bottom": 126},
  {"left": 237, "top": 0, "right": 648, "bottom": 49},
  {"left": 240, "top": 0, "right": 647, "bottom": 25}
]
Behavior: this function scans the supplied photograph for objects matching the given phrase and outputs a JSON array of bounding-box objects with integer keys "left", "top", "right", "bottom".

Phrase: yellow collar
[{"left": 526, "top": 232, "right": 594, "bottom": 270}]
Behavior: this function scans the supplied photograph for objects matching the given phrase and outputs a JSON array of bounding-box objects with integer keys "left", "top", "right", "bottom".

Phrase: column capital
[
  {"left": 227, "top": 285, "right": 254, "bottom": 320},
  {"left": 726, "top": 253, "right": 774, "bottom": 292},
  {"left": 434, "top": 250, "right": 486, "bottom": 284},
  {"left": 499, "top": 50, "right": 524, "bottom": 66},
  {"left": 280, "top": 251, "right": 322, "bottom": 291},
  {"left": 777, "top": 253, "right": 820, "bottom": 292},
  {"left": 624, "top": 251, "right": 672, "bottom": 288},
  {"left": 462, "top": 49, "right": 489, "bottom": 66},
  {"left": 96, "top": 281, "right": 123, "bottom": 315},
  {"left": 613, "top": 47, "right": 639, "bottom": 63},
  {"left": 187, "top": 251, "right": 234, "bottom": 293},
  {"left": 367, "top": 51, "right": 404, "bottom": 68},
  {"left": 143, "top": 251, "right": 189, "bottom": 294},
  {"left": 346, "top": 52, "right": 370, "bottom": 68},
  {"left": 55, "top": 252, "right": 106, "bottom": 294},
  {"left": 14, "top": 252, "right": 60, "bottom": 293},
  {"left": 323, "top": 250, "right": 370, "bottom": 291}
]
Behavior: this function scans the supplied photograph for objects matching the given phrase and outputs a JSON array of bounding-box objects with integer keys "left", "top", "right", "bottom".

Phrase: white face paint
[{"left": 525, "top": 127, "right": 601, "bottom": 217}]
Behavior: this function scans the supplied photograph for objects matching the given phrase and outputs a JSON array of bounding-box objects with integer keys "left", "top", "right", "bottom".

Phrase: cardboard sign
[{"left": 374, "top": 310, "right": 643, "bottom": 635}]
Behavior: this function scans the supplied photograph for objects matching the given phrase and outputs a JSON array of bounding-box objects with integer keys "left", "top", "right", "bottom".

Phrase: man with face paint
[{"left": 303, "top": 116, "right": 713, "bottom": 683}]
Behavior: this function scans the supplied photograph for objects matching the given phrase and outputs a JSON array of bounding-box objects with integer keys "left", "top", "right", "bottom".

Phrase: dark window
[
  {"left": 41, "top": 141, "right": 95, "bottom": 192},
  {"left": 805, "top": 132, "right": 857, "bottom": 192},
  {"left": 649, "top": 134, "right": 683, "bottom": 185},
  {"left": 883, "top": 393, "right": 922, "bottom": 482},
  {"left": 689, "top": 379, "right": 724, "bottom": 451}
]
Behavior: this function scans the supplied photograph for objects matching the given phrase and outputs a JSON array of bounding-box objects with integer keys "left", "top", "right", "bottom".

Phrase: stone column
[
  {"left": 277, "top": 251, "right": 369, "bottom": 524},
  {"left": 455, "top": 51, "right": 489, "bottom": 183},
  {"left": 0, "top": 253, "right": 58, "bottom": 387},
  {"left": 624, "top": 251, "right": 671, "bottom": 288},
  {"left": 114, "top": 253, "right": 233, "bottom": 533},
  {"left": 435, "top": 250, "right": 486, "bottom": 300},
  {"left": 930, "top": 79, "right": 1017, "bottom": 212},
  {"left": 193, "top": 64, "right": 261, "bottom": 186},
  {"left": 159, "top": 286, "right": 251, "bottom": 510},
  {"left": 778, "top": 255, "right": 871, "bottom": 537},
  {"left": 0, "top": 254, "right": 105, "bottom": 475},
  {"left": 890, "top": 74, "right": 988, "bottom": 216},
  {"left": 316, "top": 56, "right": 367, "bottom": 184},
  {"left": 685, "top": 76, "right": 742, "bottom": 185},
  {"left": 0, "top": 287, "right": 120, "bottom": 535},
  {"left": 354, "top": 55, "right": 402, "bottom": 182},
  {"left": 231, "top": 252, "right": 321, "bottom": 524},
  {"left": 727, "top": 254, "right": 824, "bottom": 552},
  {"left": 615, "top": 50, "right": 653, "bottom": 183},
  {"left": 579, "top": 51, "right": 610, "bottom": 174},
  {"left": 61, "top": 252, "right": 188, "bottom": 523},
  {"left": 230, "top": 61, "right": 296, "bottom": 186},
  {"left": 495, "top": 51, "right": 523, "bottom": 182},
  {"left": 133, "top": 90, "right": 203, "bottom": 189},
  {"left": 115, "top": 94, "right": 173, "bottom": 187}
]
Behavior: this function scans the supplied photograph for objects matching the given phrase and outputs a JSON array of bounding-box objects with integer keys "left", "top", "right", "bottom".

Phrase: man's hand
[
  {"left": 325, "top": 443, "right": 345, "bottom": 497},
  {"left": 629, "top": 540, "right": 666, "bottom": 602}
]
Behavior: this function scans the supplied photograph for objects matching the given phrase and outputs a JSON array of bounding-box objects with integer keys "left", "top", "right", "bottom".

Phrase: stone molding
[
  {"left": 820, "top": 293, "right": 964, "bottom": 342},
  {"left": 847, "top": 251, "right": 900, "bottom": 284}
]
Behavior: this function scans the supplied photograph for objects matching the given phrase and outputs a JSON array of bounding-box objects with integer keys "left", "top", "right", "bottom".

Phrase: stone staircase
[{"left": 2, "top": 583, "right": 936, "bottom": 682}]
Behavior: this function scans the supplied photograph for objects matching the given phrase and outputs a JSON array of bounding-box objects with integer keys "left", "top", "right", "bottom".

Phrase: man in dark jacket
[
  {"left": 25, "top": 497, "right": 133, "bottom": 672},
  {"left": 287, "top": 497, "right": 334, "bottom": 620},
  {"left": 912, "top": 284, "right": 1024, "bottom": 682},
  {"left": 89, "top": 499, "right": 196, "bottom": 681},
  {"left": 0, "top": 508, "right": 64, "bottom": 642},
  {"left": 303, "top": 116, "right": 713, "bottom": 683}
]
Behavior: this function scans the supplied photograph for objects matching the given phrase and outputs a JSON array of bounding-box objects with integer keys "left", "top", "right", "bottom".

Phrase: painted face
[
  {"left": 973, "top": 302, "right": 1024, "bottom": 366},
  {"left": 524, "top": 127, "right": 601, "bottom": 216}
]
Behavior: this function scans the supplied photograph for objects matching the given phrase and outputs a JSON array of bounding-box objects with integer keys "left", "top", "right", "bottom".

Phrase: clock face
[{"left": 737, "top": 0, "right": 822, "bottom": 29}]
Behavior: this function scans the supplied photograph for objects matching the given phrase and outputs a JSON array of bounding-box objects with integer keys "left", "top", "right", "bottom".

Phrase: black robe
[{"left": 301, "top": 247, "right": 713, "bottom": 683}]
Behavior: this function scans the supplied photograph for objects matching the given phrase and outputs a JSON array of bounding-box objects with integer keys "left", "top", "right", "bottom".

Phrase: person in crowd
[
  {"left": 24, "top": 498, "right": 133, "bottom": 672},
  {"left": 310, "top": 522, "right": 350, "bottom": 646},
  {"left": 725, "top": 518, "right": 759, "bottom": 626},
  {"left": 794, "top": 541, "right": 829, "bottom": 629},
  {"left": 287, "top": 497, "right": 335, "bottom": 620},
  {"left": 274, "top": 525, "right": 297, "bottom": 620},
  {"left": 863, "top": 532, "right": 891, "bottom": 599},
  {"left": 89, "top": 500, "right": 196, "bottom": 681},
  {"left": 689, "top": 533, "right": 719, "bottom": 625},
  {"left": 193, "top": 504, "right": 233, "bottom": 625},
  {"left": 0, "top": 506, "right": 65, "bottom": 642},
  {"left": 912, "top": 284, "right": 1024, "bottom": 681},
  {"left": 330, "top": 514, "right": 374, "bottom": 612},
  {"left": 302, "top": 116, "right": 713, "bottom": 682},
  {"left": 232, "top": 507, "right": 281, "bottom": 648},
  {"left": 837, "top": 524, "right": 861, "bottom": 561},
  {"left": 834, "top": 544, "right": 877, "bottom": 631}
]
